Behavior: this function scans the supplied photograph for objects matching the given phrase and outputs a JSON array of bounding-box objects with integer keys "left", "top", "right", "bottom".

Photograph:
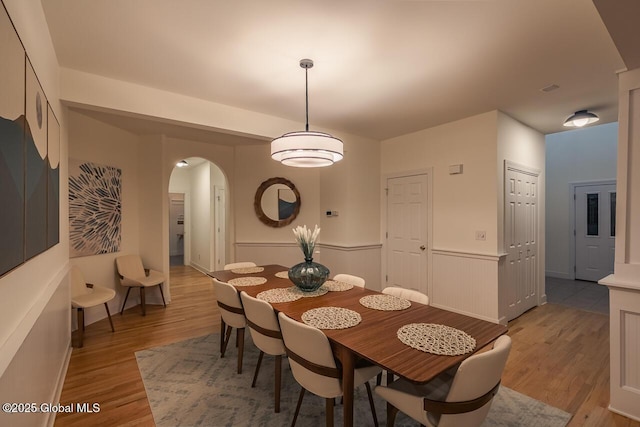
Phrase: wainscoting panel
[
  {"left": 432, "top": 249, "right": 501, "bottom": 323},
  {"left": 234, "top": 242, "right": 302, "bottom": 272}
]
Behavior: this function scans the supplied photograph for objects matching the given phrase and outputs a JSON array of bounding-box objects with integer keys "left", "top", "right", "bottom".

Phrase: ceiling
[{"left": 42, "top": 0, "right": 628, "bottom": 142}]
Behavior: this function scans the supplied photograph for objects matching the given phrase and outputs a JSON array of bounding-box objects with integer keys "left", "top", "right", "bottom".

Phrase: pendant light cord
[{"left": 305, "top": 66, "right": 309, "bottom": 132}]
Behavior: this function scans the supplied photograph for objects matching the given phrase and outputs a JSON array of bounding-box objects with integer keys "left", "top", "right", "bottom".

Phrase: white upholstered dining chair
[
  {"left": 70, "top": 265, "right": 116, "bottom": 348},
  {"left": 382, "top": 286, "right": 429, "bottom": 305},
  {"left": 375, "top": 335, "right": 512, "bottom": 427},
  {"left": 115, "top": 254, "right": 166, "bottom": 316},
  {"left": 212, "top": 279, "right": 247, "bottom": 374},
  {"left": 278, "top": 312, "right": 380, "bottom": 427},
  {"left": 224, "top": 262, "right": 257, "bottom": 270},
  {"left": 333, "top": 273, "right": 365, "bottom": 288},
  {"left": 240, "top": 291, "right": 286, "bottom": 413}
]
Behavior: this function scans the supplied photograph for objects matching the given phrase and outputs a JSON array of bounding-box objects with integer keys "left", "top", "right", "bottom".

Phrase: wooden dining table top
[{"left": 210, "top": 264, "right": 508, "bottom": 384}]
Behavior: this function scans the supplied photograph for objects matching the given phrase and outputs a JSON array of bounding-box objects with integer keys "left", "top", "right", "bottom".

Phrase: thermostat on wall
[
  {"left": 449, "top": 164, "right": 463, "bottom": 174},
  {"left": 326, "top": 210, "right": 339, "bottom": 217}
]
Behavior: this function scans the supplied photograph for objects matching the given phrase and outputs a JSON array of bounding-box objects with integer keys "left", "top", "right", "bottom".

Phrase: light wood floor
[{"left": 54, "top": 265, "right": 639, "bottom": 427}]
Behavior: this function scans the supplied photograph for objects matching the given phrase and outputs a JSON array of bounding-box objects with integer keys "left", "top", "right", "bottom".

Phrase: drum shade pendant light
[
  {"left": 563, "top": 110, "right": 600, "bottom": 128},
  {"left": 271, "top": 59, "right": 343, "bottom": 167}
]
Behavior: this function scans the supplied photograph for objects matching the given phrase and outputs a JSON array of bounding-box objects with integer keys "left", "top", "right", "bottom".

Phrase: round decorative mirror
[{"left": 254, "top": 177, "right": 301, "bottom": 227}]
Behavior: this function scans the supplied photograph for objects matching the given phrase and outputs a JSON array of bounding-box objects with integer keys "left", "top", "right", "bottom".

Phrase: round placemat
[
  {"left": 321, "top": 280, "right": 354, "bottom": 292},
  {"left": 397, "top": 323, "right": 476, "bottom": 356},
  {"left": 257, "top": 288, "right": 302, "bottom": 303},
  {"left": 275, "top": 271, "right": 290, "bottom": 279},
  {"left": 359, "top": 294, "right": 411, "bottom": 311},
  {"left": 231, "top": 266, "right": 265, "bottom": 274},
  {"left": 288, "top": 286, "right": 329, "bottom": 298},
  {"left": 301, "top": 307, "right": 362, "bottom": 330},
  {"left": 228, "top": 277, "right": 267, "bottom": 287}
]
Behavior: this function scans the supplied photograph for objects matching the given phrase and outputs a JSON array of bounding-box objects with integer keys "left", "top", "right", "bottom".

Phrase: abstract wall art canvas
[
  {"left": 69, "top": 160, "right": 122, "bottom": 258},
  {"left": 25, "top": 59, "right": 48, "bottom": 260},
  {"left": 0, "top": 4, "right": 26, "bottom": 276}
]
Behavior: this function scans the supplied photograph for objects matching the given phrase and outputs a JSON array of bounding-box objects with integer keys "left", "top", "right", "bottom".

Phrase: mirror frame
[{"left": 254, "top": 177, "right": 301, "bottom": 227}]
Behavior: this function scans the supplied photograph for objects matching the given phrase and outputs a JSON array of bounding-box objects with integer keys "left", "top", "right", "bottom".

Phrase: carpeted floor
[{"left": 136, "top": 334, "right": 572, "bottom": 427}]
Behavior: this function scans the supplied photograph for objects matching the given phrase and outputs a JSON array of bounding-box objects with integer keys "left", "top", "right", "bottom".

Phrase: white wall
[
  {"left": 0, "top": 2, "right": 69, "bottom": 426},
  {"left": 545, "top": 122, "right": 618, "bottom": 278},
  {"left": 190, "top": 161, "right": 212, "bottom": 271}
]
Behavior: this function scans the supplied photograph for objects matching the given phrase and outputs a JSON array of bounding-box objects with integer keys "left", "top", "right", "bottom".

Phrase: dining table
[{"left": 210, "top": 264, "right": 508, "bottom": 427}]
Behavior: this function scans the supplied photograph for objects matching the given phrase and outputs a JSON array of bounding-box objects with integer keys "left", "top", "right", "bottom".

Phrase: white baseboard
[{"left": 48, "top": 344, "right": 72, "bottom": 427}]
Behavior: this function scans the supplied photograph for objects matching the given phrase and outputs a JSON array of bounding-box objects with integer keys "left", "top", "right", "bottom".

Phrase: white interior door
[
  {"left": 575, "top": 183, "right": 616, "bottom": 282},
  {"left": 168, "top": 193, "right": 185, "bottom": 259},
  {"left": 386, "top": 174, "right": 429, "bottom": 295},
  {"left": 505, "top": 166, "right": 539, "bottom": 321},
  {"left": 214, "top": 186, "right": 226, "bottom": 271}
]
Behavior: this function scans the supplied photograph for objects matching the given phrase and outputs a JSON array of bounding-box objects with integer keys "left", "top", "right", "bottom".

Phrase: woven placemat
[
  {"left": 321, "top": 280, "right": 354, "bottom": 292},
  {"left": 231, "top": 266, "right": 265, "bottom": 274},
  {"left": 397, "top": 323, "right": 476, "bottom": 356},
  {"left": 274, "top": 271, "right": 289, "bottom": 279},
  {"left": 228, "top": 277, "right": 267, "bottom": 287},
  {"left": 256, "top": 288, "right": 302, "bottom": 303},
  {"left": 359, "top": 294, "right": 411, "bottom": 311},
  {"left": 288, "top": 286, "right": 329, "bottom": 298},
  {"left": 301, "top": 307, "right": 362, "bottom": 330}
]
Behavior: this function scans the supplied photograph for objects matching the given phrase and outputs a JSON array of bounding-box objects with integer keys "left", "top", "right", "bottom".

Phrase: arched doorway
[{"left": 168, "top": 157, "right": 227, "bottom": 272}]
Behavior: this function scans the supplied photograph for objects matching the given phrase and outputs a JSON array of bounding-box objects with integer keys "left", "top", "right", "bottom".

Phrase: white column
[{"left": 600, "top": 67, "right": 640, "bottom": 422}]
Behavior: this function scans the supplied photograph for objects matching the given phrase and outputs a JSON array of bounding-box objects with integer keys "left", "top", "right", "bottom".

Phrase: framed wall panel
[
  {"left": 25, "top": 59, "right": 48, "bottom": 260},
  {"left": 0, "top": 4, "right": 26, "bottom": 276},
  {"left": 47, "top": 105, "right": 60, "bottom": 248}
]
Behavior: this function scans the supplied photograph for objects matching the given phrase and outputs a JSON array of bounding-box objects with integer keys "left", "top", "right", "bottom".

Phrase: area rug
[{"left": 136, "top": 334, "right": 572, "bottom": 427}]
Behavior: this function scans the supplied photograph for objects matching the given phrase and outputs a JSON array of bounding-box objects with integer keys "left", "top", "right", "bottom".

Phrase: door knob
[{"left": 420, "top": 245, "right": 426, "bottom": 251}]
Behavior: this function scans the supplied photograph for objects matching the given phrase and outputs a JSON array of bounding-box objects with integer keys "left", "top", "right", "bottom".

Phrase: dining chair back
[
  {"left": 333, "top": 273, "right": 365, "bottom": 288},
  {"left": 70, "top": 265, "right": 116, "bottom": 347},
  {"left": 375, "top": 335, "right": 512, "bottom": 427},
  {"left": 240, "top": 291, "right": 286, "bottom": 412},
  {"left": 224, "top": 262, "right": 257, "bottom": 270},
  {"left": 115, "top": 254, "right": 166, "bottom": 316},
  {"left": 212, "top": 278, "right": 247, "bottom": 374},
  {"left": 382, "top": 286, "right": 429, "bottom": 305},
  {"left": 278, "top": 312, "right": 380, "bottom": 427}
]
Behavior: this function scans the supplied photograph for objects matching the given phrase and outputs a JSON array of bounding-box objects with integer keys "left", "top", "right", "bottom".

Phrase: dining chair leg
[
  {"left": 386, "top": 402, "right": 399, "bottom": 427},
  {"left": 219, "top": 319, "right": 227, "bottom": 354},
  {"left": 251, "top": 351, "right": 264, "bottom": 387},
  {"left": 365, "top": 381, "right": 379, "bottom": 427},
  {"left": 76, "top": 308, "right": 84, "bottom": 348},
  {"left": 291, "top": 387, "right": 305, "bottom": 427},
  {"left": 325, "top": 397, "right": 334, "bottom": 427},
  {"left": 120, "top": 287, "right": 132, "bottom": 314},
  {"left": 221, "top": 326, "right": 233, "bottom": 357},
  {"left": 140, "top": 287, "right": 146, "bottom": 316},
  {"left": 386, "top": 371, "right": 394, "bottom": 385},
  {"left": 275, "top": 355, "right": 282, "bottom": 413},
  {"left": 158, "top": 283, "right": 167, "bottom": 307},
  {"left": 104, "top": 303, "right": 115, "bottom": 332},
  {"left": 237, "top": 328, "right": 245, "bottom": 374}
]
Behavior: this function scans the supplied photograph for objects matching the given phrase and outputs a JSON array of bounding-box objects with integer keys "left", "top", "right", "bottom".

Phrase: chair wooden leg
[
  {"left": 219, "top": 319, "right": 227, "bottom": 354},
  {"left": 104, "top": 303, "right": 115, "bottom": 332},
  {"left": 291, "top": 387, "right": 305, "bottom": 427},
  {"left": 221, "top": 326, "right": 232, "bottom": 357},
  {"left": 140, "top": 287, "right": 146, "bottom": 316},
  {"left": 386, "top": 402, "right": 399, "bottom": 427},
  {"left": 120, "top": 287, "right": 132, "bottom": 314},
  {"left": 275, "top": 355, "right": 282, "bottom": 413},
  {"left": 365, "top": 381, "right": 379, "bottom": 427},
  {"left": 237, "top": 328, "right": 245, "bottom": 374},
  {"left": 376, "top": 372, "right": 382, "bottom": 386},
  {"left": 252, "top": 351, "right": 264, "bottom": 387},
  {"left": 325, "top": 397, "right": 334, "bottom": 427},
  {"left": 386, "top": 371, "right": 394, "bottom": 386},
  {"left": 76, "top": 308, "right": 84, "bottom": 348},
  {"left": 158, "top": 283, "right": 167, "bottom": 307}
]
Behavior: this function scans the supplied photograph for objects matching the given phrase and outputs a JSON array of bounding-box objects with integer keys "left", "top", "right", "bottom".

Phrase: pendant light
[
  {"left": 563, "top": 110, "right": 600, "bottom": 128},
  {"left": 271, "top": 59, "right": 343, "bottom": 167}
]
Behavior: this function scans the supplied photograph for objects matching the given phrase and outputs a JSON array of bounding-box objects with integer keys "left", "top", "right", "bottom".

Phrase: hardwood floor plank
[{"left": 54, "top": 266, "right": 640, "bottom": 426}]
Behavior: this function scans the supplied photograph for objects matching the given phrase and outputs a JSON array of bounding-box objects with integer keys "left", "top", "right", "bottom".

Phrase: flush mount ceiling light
[
  {"left": 176, "top": 159, "right": 189, "bottom": 168},
  {"left": 271, "top": 59, "right": 343, "bottom": 168},
  {"left": 563, "top": 110, "right": 600, "bottom": 128}
]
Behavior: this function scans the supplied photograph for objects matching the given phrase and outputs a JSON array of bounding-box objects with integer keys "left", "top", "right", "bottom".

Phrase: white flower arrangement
[{"left": 292, "top": 224, "right": 320, "bottom": 260}]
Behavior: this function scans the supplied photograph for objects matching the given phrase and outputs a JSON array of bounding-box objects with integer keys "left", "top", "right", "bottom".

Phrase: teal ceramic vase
[{"left": 288, "top": 257, "right": 329, "bottom": 292}]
